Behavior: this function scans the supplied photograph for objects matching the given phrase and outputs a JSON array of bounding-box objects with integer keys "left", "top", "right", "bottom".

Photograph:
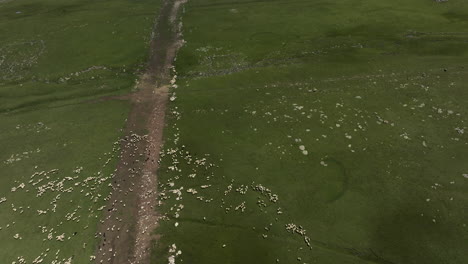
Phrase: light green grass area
[
  {"left": 0, "top": 0, "right": 160, "bottom": 263},
  {"left": 154, "top": 0, "right": 468, "bottom": 264}
]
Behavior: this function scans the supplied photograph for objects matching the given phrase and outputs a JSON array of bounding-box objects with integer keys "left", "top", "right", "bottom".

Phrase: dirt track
[{"left": 95, "top": 0, "right": 186, "bottom": 263}]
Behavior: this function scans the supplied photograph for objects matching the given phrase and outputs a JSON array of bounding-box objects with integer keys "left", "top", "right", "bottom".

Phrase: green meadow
[
  {"left": 1, "top": 0, "right": 467, "bottom": 263},
  {"left": 154, "top": 0, "right": 468, "bottom": 264},
  {"left": 0, "top": 0, "right": 160, "bottom": 263}
]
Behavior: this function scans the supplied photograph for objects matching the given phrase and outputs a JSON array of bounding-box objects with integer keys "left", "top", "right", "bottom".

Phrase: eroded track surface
[{"left": 95, "top": 1, "right": 186, "bottom": 263}]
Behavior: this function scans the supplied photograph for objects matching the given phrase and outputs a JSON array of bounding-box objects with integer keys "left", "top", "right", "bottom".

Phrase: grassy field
[
  {"left": 1, "top": 0, "right": 468, "bottom": 263},
  {"left": 154, "top": 0, "right": 468, "bottom": 264},
  {"left": 0, "top": 0, "right": 160, "bottom": 263}
]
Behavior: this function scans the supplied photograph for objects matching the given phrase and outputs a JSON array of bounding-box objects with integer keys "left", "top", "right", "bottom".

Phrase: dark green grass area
[
  {"left": 0, "top": 0, "right": 160, "bottom": 262},
  {"left": 154, "top": 0, "right": 468, "bottom": 264}
]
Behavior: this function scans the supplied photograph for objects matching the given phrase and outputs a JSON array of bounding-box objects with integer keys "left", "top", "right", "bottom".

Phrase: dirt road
[{"left": 95, "top": 0, "right": 186, "bottom": 263}]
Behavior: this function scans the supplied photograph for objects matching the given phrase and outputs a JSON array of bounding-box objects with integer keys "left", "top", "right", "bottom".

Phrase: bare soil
[{"left": 95, "top": 0, "right": 186, "bottom": 263}]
